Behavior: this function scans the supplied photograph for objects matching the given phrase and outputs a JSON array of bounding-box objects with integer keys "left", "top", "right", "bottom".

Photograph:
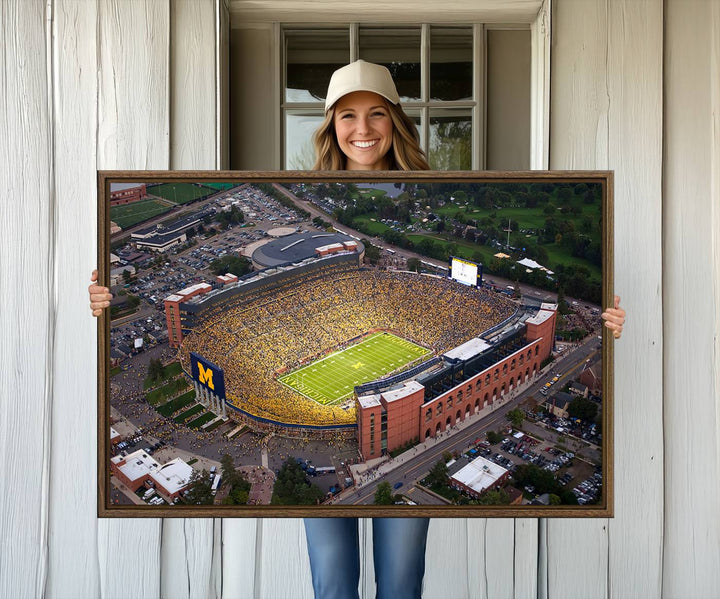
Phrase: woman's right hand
[{"left": 89, "top": 269, "right": 113, "bottom": 317}]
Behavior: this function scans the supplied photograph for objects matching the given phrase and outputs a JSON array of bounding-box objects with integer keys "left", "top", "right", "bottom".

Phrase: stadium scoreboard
[
  {"left": 190, "top": 352, "right": 226, "bottom": 399},
  {"left": 449, "top": 256, "right": 483, "bottom": 287}
]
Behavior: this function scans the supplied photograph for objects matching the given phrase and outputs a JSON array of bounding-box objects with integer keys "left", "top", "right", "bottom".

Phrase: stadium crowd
[{"left": 178, "top": 263, "right": 516, "bottom": 428}]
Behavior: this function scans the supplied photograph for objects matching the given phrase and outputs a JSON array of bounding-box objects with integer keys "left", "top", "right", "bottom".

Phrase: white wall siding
[
  {"left": 97, "top": 0, "right": 170, "bottom": 170},
  {"left": 47, "top": 1, "right": 101, "bottom": 597},
  {"left": 0, "top": 2, "right": 53, "bottom": 598},
  {"left": 164, "top": 2, "right": 223, "bottom": 598},
  {"left": 663, "top": 1, "right": 720, "bottom": 596},
  {"left": 96, "top": 0, "right": 169, "bottom": 596},
  {"left": 549, "top": 4, "right": 611, "bottom": 594},
  {"left": 170, "top": 0, "right": 217, "bottom": 170},
  {"left": 550, "top": 2, "right": 665, "bottom": 598},
  {"left": 256, "top": 519, "right": 315, "bottom": 598},
  {"left": 604, "top": 2, "right": 665, "bottom": 597},
  {"left": 161, "top": 519, "right": 219, "bottom": 599},
  {"left": 221, "top": 519, "right": 259, "bottom": 598}
]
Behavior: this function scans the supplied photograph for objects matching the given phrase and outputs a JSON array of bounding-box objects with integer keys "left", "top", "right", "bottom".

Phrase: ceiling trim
[{"left": 229, "top": 1, "right": 543, "bottom": 26}]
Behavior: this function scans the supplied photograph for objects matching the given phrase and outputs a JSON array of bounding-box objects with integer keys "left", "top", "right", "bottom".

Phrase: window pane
[
  {"left": 285, "top": 112, "right": 324, "bottom": 170},
  {"left": 285, "top": 30, "right": 349, "bottom": 103},
  {"left": 429, "top": 109, "right": 472, "bottom": 170},
  {"left": 359, "top": 27, "right": 421, "bottom": 102},
  {"left": 402, "top": 109, "right": 423, "bottom": 148},
  {"left": 430, "top": 27, "right": 473, "bottom": 101}
]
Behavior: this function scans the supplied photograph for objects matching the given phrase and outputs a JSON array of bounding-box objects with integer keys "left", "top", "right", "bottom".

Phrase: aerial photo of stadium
[
  {"left": 105, "top": 176, "right": 602, "bottom": 510},
  {"left": 176, "top": 254, "right": 518, "bottom": 435}
]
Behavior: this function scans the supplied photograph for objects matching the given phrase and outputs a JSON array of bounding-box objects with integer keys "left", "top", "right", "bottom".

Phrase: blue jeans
[{"left": 304, "top": 517, "right": 430, "bottom": 599}]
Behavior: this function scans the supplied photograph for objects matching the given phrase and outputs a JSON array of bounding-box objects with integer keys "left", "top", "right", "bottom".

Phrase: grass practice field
[
  {"left": 147, "top": 183, "right": 215, "bottom": 205},
  {"left": 111, "top": 199, "right": 171, "bottom": 229},
  {"left": 278, "top": 332, "right": 430, "bottom": 405}
]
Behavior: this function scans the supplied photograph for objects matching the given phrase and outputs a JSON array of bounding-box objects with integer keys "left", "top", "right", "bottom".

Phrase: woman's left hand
[{"left": 601, "top": 295, "right": 625, "bottom": 339}]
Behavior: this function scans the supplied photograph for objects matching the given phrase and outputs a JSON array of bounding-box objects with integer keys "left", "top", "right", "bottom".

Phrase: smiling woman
[
  {"left": 312, "top": 60, "right": 429, "bottom": 172},
  {"left": 333, "top": 91, "right": 394, "bottom": 170}
]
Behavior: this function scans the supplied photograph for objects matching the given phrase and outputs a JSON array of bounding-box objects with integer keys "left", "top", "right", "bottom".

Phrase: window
[{"left": 281, "top": 25, "right": 529, "bottom": 170}]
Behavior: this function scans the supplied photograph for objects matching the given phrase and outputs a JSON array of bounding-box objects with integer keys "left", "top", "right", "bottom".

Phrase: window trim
[
  {"left": 266, "top": 2, "right": 549, "bottom": 170},
  {"left": 281, "top": 23, "right": 486, "bottom": 170}
]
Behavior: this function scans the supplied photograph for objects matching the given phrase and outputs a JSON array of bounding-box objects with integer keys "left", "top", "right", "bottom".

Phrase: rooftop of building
[
  {"left": 450, "top": 455, "right": 508, "bottom": 493},
  {"left": 150, "top": 458, "right": 193, "bottom": 494},
  {"left": 111, "top": 449, "right": 160, "bottom": 482},
  {"left": 251, "top": 232, "right": 363, "bottom": 267}
]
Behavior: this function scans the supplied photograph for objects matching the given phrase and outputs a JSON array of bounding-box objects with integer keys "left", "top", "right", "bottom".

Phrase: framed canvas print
[{"left": 97, "top": 170, "right": 613, "bottom": 518}]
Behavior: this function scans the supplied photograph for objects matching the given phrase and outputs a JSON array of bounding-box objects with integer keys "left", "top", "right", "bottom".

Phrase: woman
[
  {"left": 89, "top": 60, "right": 626, "bottom": 599},
  {"left": 303, "top": 60, "right": 431, "bottom": 599}
]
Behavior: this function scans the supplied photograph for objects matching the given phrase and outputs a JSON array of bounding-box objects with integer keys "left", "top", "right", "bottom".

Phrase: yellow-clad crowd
[{"left": 178, "top": 264, "right": 515, "bottom": 428}]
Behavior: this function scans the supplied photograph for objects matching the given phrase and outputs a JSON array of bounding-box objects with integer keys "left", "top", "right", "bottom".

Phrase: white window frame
[
  {"left": 282, "top": 23, "right": 488, "bottom": 170},
  {"left": 229, "top": 0, "right": 551, "bottom": 170}
]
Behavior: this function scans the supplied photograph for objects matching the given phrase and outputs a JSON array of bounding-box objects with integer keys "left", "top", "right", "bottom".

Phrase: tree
[
  {"left": 567, "top": 397, "right": 598, "bottom": 422},
  {"left": 453, "top": 190, "right": 468, "bottom": 203},
  {"left": 486, "top": 430, "right": 503, "bottom": 445},
  {"left": 406, "top": 257, "right": 421, "bottom": 272},
  {"left": 556, "top": 287, "right": 571, "bottom": 315},
  {"left": 209, "top": 255, "right": 251, "bottom": 277},
  {"left": 220, "top": 455, "right": 251, "bottom": 505},
  {"left": 477, "top": 489, "right": 511, "bottom": 505},
  {"left": 126, "top": 294, "right": 141, "bottom": 309},
  {"left": 122, "top": 269, "right": 132, "bottom": 284},
  {"left": 215, "top": 205, "right": 244, "bottom": 228},
  {"left": 426, "top": 459, "right": 449, "bottom": 489},
  {"left": 147, "top": 358, "right": 165, "bottom": 383},
  {"left": 374, "top": 482, "right": 395, "bottom": 505},
  {"left": 184, "top": 470, "right": 214, "bottom": 505},
  {"left": 428, "top": 120, "right": 471, "bottom": 170},
  {"left": 220, "top": 454, "right": 240, "bottom": 488},
  {"left": 271, "top": 458, "right": 324, "bottom": 505},
  {"left": 506, "top": 408, "right": 524, "bottom": 429},
  {"left": 361, "top": 239, "right": 381, "bottom": 265}
]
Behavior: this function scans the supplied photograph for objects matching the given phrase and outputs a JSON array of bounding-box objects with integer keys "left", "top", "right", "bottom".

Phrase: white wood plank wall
[
  {"left": 550, "top": 2, "right": 665, "bottom": 598},
  {"left": 663, "top": 1, "right": 720, "bottom": 597},
  {"left": 1, "top": 1, "right": 718, "bottom": 598},
  {"left": 0, "top": 2, "right": 53, "bottom": 599}
]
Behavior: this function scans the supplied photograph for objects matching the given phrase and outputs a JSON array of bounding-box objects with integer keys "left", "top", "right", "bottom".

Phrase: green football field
[
  {"left": 278, "top": 332, "right": 431, "bottom": 405},
  {"left": 110, "top": 199, "right": 172, "bottom": 229},
  {"left": 147, "top": 183, "right": 215, "bottom": 205}
]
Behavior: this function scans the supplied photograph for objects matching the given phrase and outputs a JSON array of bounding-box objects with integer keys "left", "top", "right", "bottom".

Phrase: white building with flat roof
[
  {"left": 450, "top": 455, "right": 510, "bottom": 499},
  {"left": 150, "top": 458, "right": 194, "bottom": 501}
]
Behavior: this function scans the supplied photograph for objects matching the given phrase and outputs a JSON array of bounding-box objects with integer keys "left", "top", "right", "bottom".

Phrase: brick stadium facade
[
  {"left": 165, "top": 283, "right": 213, "bottom": 348},
  {"left": 110, "top": 183, "right": 146, "bottom": 205},
  {"left": 356, "top": 305, "right": 557, "bottom": 461}
]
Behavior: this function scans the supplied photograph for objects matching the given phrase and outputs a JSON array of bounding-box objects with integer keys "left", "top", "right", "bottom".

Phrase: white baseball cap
[{"left": 324, "top": 60, "right": 400, "bottom": 112}]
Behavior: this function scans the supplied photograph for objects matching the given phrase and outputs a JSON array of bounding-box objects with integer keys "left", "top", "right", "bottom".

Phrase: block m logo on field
[{"left": 190, "top": 352, "right": 226, "bottom": 399}]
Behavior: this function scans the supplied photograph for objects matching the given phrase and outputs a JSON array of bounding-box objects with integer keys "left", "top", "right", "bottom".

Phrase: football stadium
[{"left": 173, "top": 250, "right": 536, "bottom": 440}]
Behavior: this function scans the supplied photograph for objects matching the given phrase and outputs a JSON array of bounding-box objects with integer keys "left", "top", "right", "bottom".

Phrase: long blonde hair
[{"left": 312, "top": 100, "right": 430, "bottom": 171}]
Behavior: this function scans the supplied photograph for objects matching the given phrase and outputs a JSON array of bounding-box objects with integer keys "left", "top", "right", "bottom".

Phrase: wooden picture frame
[{"left": 98, "top": 170, "right": 613, "bottom": 518}]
